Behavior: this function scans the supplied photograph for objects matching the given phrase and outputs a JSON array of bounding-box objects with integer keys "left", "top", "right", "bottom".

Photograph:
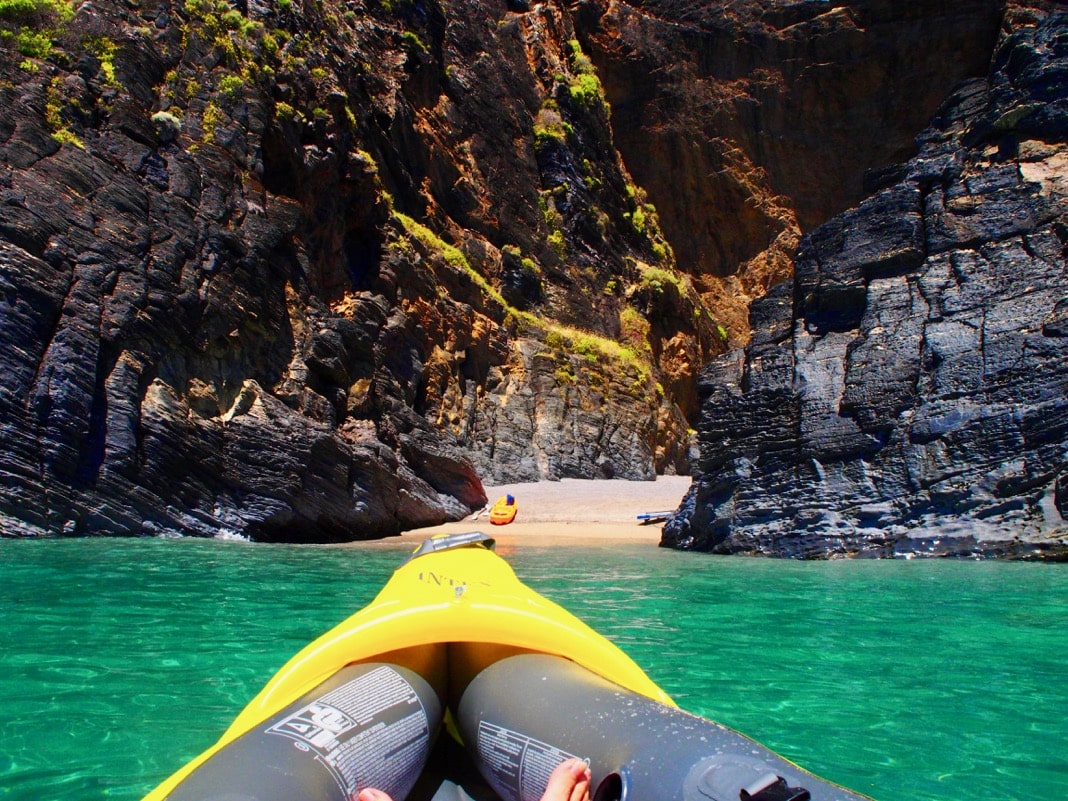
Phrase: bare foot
[
  {"left": 355, "top": 757, "right": 591, "bottom": 801},
  {"left": 541, "top": 757, "right": 592, "bottom": 801}
]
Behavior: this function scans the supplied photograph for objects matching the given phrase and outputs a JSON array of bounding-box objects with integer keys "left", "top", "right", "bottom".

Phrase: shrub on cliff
[
  {"left": 150, "top": 111, "right": 182, "bottom": 142},
  {"left": 0, "top": 0, "right": 69, "bottom": 26},
  {"left": 0, "top": 0, "right": 72, "bottom": 58},
  {"left": 565, "top": 39, "right": 606, "bottom": 110}
]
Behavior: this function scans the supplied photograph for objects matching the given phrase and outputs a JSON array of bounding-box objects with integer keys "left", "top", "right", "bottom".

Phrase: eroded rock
[{"left": 664, "top": 10, "right": 1068, "bottom": 559}]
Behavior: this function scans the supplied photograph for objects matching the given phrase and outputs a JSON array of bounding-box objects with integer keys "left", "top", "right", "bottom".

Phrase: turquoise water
[{"left": 0, "top": 537, "right": 1065, "bottom": 801}]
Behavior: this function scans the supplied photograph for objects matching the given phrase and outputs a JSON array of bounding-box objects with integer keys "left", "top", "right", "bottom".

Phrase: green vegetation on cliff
[
  {"left": 0, "top": 0, "right": 72, "bottom": 61},
  {"left": 394, "top": 211, "right": 650, "bottom": 389}
]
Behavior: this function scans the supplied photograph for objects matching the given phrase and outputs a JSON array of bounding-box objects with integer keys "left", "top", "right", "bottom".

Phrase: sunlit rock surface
[{"left": 664, "top": 10, "right": 1068, "bottom": 559}]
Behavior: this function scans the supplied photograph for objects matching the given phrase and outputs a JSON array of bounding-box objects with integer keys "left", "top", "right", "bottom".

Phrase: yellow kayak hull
[
  {"left": 488, "top": 496, "right": 517, "bottom": 525},
  {"left": 144, "top": 534, "right": 672, "bottom": 800}
]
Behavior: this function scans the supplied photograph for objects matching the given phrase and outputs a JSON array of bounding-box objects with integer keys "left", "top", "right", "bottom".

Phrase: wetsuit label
[
  {"left": 475, "top": 720, "right": 577, "bottom": 801},
  {"left": 268, "top": 665, "right": 431, "bottom": 796}
]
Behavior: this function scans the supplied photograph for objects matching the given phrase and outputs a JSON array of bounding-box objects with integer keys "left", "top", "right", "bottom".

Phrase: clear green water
[{"left": 1, "top": 537, "right": 1065, "bottom": 801}]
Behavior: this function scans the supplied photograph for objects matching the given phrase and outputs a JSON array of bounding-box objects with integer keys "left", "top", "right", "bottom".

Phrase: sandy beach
[{"left": 378, "top": 476, "right": 691, "bottom": 548}]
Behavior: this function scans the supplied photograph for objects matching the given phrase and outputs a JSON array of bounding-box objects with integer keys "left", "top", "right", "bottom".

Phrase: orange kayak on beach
[{"left": 488, "top": 494, "right": 517, "bottom": 525}]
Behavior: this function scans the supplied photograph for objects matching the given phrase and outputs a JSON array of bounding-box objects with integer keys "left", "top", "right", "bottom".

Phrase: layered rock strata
[
  {"left": 0, "top": 0, "right": 714, "bottom": 539},
  {"left": 0, "top": 0, "right": 1037, "bottom": 541},
  {"left": 664, "top": 10, "right": 1068, "bottom": 559}
]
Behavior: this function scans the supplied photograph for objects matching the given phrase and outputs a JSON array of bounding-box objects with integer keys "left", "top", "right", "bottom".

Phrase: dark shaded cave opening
[{"left": 344, "top": 227, "right": 383, "bottom": 291}]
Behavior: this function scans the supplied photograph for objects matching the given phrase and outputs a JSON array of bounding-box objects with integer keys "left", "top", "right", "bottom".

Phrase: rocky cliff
[
  {"left": 580, "top": 0, "right": 1006, "bottom": 331},
  {"left": 0, "top": 0, "right": 713, "bottom": 539},
  {"left": 664, "top": 7, "right": 1068, "bottom": 559},
  {"left": 0, "top": 0, "right": 1038, "bottom": 541}
]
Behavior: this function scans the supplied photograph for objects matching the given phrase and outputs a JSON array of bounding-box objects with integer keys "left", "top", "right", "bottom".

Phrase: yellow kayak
[
  {"left": 145, "top": 532, "right": 670, "bottom": 801},
  {"left": 145, "top": 532, "right": 869, "bottom": 801}
]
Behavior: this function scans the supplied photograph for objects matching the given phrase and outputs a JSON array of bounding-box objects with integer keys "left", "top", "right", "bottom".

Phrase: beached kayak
[
  {"left": 144, "top": 532, "right": 870, "bottom": 801},
  {"left": 488, "top": 495, "right": 517, "bottom": 525}
]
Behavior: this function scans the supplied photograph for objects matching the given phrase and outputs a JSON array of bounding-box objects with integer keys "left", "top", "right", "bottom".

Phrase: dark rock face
[
  {"left": 0, "top": 0, "right": 495, "bottom": 540},
  {"left": 664, "top": 11, "right": 1068, "bottom": 559},
  {"left": 0, "top": 171, "right": 481, "bottom": 540}
]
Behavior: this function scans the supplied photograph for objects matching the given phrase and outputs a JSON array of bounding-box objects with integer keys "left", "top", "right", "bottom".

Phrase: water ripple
[{"left": 1, "top": 538, "right": 1065, "bottom": 801}]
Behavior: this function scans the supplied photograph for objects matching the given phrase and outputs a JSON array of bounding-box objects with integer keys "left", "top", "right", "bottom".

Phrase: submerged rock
[{"left": 664, "top": 11, "right": 1068, "bottom": 560}]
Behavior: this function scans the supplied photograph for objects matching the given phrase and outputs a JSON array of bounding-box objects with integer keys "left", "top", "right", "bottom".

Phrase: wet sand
[{"left": 381, "top": 476, "right": 691, "bottom": 548}]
